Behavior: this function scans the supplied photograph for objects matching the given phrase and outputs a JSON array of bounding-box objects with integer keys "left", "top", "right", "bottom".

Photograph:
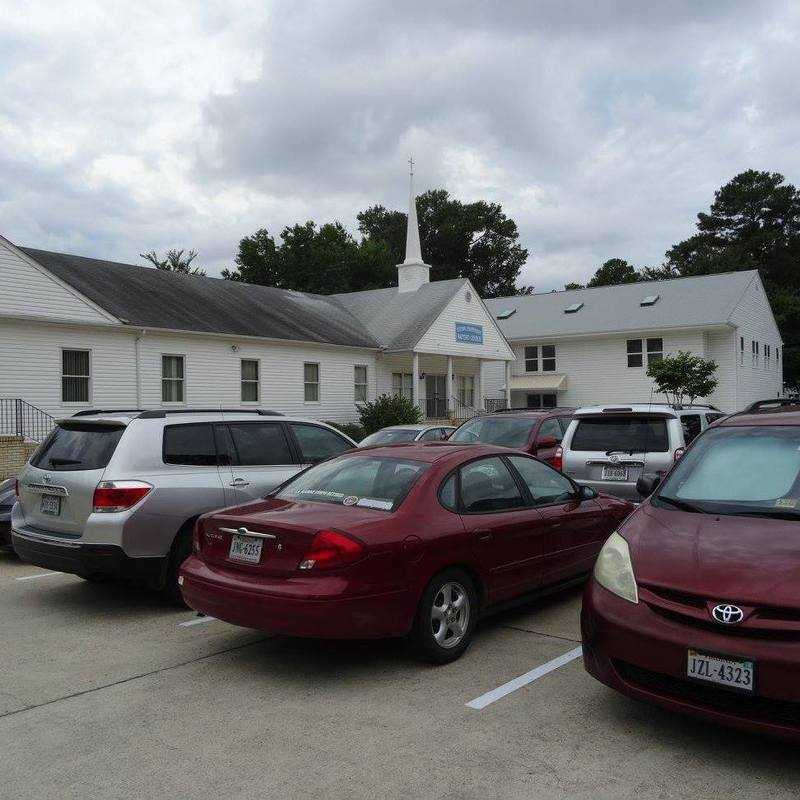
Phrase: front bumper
[
  {"left": 12, "top": 526, "right": 165, "bottom": 585},
  {"left": 180, "top": 555, "right": 412, "bottom": 639},
  {"left": 582, "top": 579, "right": 800, "bottom": 742}
]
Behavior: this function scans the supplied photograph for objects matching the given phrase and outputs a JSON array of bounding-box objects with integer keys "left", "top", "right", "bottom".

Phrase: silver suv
[
  {"left": 11, "top": 409, "right": 356, "bottom": 600},
  {"left": 560, "top": 404, "right": 725, "bottom": 502}
]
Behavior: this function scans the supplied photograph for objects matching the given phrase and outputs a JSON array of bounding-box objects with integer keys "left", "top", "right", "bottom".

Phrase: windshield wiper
[
  {"left": 49, "top": 457, "right": 82, "bottom": 466},
  {"left": 655, "top": 495, "right": 708, "bottom": 514}
]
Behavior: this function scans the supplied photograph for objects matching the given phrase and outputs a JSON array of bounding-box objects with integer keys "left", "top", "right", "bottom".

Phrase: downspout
[{"left": 135, "top": 329, "right": 146, "bottom": 408}]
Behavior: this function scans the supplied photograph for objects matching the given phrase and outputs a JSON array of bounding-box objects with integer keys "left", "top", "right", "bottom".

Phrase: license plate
[
  {"left": 687, "top": 649, "right": 754, "bottom": 692},
  {"left": 229, "top": 533, "right": 263, "bottom": 564},
  {"left": 40, "top": 494, "right": 61, "bottom": 515},
  {"left": 602, "top": 465, "right": 628, "bottom": 481}
]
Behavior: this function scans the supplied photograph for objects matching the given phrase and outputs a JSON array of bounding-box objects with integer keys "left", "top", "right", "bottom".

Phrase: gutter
[{"left": 135, "top": 329, "right": 146, "bottom": 408}]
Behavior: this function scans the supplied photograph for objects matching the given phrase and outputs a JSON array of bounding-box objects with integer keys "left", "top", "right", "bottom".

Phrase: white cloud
[{"left": 0, "top": 0, "right": 798, "bottom": 290}]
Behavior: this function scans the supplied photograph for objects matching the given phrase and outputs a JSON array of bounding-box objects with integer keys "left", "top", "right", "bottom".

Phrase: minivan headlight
[{"left": 594, "top": 531, "right": 638, "bottom": 604}]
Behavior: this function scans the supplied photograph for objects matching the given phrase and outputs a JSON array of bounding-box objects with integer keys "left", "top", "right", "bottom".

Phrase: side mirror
[
  {"left": 579, "top": 485, "right": 598, "bottom": 500},
  {"left": 636, "top": 474, "right": 661, "bottom": 497},
  {"left": 535, "top": 435, "right": 558, "bottom": 450}
]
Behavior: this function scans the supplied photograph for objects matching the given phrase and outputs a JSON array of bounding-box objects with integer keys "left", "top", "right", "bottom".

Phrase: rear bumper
[
  {"left": 582, "top": 579, "right": 800, "bottom": 742},
  {"left": 180, "top": 556, "right": 412, "bottom": 639},
  {"left": 12, "top": 526, "right": 165, "bottom": 585}
]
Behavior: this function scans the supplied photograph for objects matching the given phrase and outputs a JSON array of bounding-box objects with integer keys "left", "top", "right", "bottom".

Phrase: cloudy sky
[{"left": 2, "top": 0, "right": 799, "bottom": 291}]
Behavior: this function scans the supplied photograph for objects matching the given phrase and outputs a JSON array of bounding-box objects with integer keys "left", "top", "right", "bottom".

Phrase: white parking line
[
  {"left": 179, "top": 615, "right": 217, "bottom": 628},
  {"left": 466, "top": 646, "right": 583, "bottom": 710},
  {"left": 16, "top": 571, "right": 64, "bottom": 582}
]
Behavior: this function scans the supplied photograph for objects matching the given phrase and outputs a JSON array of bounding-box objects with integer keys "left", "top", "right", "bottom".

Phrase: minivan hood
[{"left": 623, "top": 503, "right": 800, "bottom": 608}]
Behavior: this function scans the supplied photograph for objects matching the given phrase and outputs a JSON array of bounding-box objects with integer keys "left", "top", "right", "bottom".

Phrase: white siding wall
[
  {"left": 729, "top": 276, "right": 784, "bottom": 408},
  {"left": 414, "top": 283, "right": 514, "bottom": 361},
  {"left": 481, "top": 328, "right": 742, "bottom": 411},
  {"left": 0, "top": 320, "right": 379, "bottom": 423},
  {"left": 0, "top": 238, "right": 112, "bottom": 325},
  {"left": 704, "top": 330, "right": 737, "bottom": 411}
]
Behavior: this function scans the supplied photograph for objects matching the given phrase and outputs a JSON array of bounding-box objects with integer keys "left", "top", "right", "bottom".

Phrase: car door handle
[
  {"left": 229, "top": 478, "right": 250, "bottom": 487},
  {"left": 474, "top": 529, "right": 493, "bottom": 543}
]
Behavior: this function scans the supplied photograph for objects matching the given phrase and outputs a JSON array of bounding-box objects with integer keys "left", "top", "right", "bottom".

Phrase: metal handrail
[{"left": 0, "top": 399, "right": 57, "bottom": 442}]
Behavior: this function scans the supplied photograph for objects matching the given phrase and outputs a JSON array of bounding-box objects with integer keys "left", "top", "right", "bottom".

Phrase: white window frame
[
  {"left": 752, "top": 340, "right": 759, "bottom": 367},
  {"left": 524, "top": 345, "right": 538, "bottom": 372},
  {"left": 354, "top": 364, "right": 368, "bottom": 403},
  {"left": 626, "top": 339, "right": 643, "bottom": 368},
  {"left": 392, "top": 372, "right": 413, "bottom": 400},
  {"left": 740, "top": 336, "right": 744, "bottom": 366},
  {"left": 646, "top": 337, "right": 663, "bottom": 365},
  {"left": 304, "top": 362, "right": 320, "bottom": 403},
  {"left": 161, "top": 354, "right": 186, "bottom": 405},
  {"left": 524, "top": 343, "right": 557, "bottom": 372},
  {"left": 61, "top": 348, "right": 92, "bottom": 405},
  {"left": 241, "top": 358, "right": 260, "bottom": 404}
]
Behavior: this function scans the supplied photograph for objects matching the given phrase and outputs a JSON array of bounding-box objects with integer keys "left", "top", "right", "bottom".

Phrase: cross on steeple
[{"left": 408, "top": 155, "right": 414, "bottom": 176}]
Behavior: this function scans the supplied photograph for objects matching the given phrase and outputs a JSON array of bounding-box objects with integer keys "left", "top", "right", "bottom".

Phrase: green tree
[
  {"left": 358, "top": 189, "right": 531, "bottom": 297},
  {"left": 665, "top": 170, "right": 800, "bottom": 390},
  {"left": 140, "top": 248, "right": 206, "bottom": 276},
  {"left": 587, "top": 258, "right": 640, "bottom": 287},
  {"left": 647, "top": 351, "right": 719, "bottom": 406},
  {"left": 564, "top": 282, "right": 585, "bottom": 290}
]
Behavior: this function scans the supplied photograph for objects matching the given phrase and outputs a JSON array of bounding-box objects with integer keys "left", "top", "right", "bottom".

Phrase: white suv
[
  {"left": 560, "top": 404, "right": 725, "bottom": 502},
  {"left": 12, "top": 409, "right": 356, "bottom": 601}
]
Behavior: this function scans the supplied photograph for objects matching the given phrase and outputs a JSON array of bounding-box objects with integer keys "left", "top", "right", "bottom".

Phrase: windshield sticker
[
  {"left": 775, "top": 498, "right": 798, "bottom": 509},
  {"left": 356, "top": 498, "right": 393, "bottom": 510},
  {"left": 297, "top": 489, "right": 345, "bottom": 500},
  {"left": 342, "top": 495, "right": 359, "bottom": 506}
]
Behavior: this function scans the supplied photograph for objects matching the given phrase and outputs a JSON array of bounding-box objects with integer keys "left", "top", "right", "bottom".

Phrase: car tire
[
  {"left": 163, "top": 527, "right": 193, "bottom": 606},
  {"left": 409, "top": 568, "right": 478, "bottom": 664}
]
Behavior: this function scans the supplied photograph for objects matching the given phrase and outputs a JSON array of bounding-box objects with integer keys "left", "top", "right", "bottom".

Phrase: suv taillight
[
  {"left": 553, "top": 445, "right": 563, "bottom": 472},
  {"left": 673, "top": 447, "right": 685, "bottom": 462},
  {"left": 299, "top": 529, "right": 366, "bottom": 571},
  {"left": 92, "top": 481, "right": 152, "bottom": 513}
]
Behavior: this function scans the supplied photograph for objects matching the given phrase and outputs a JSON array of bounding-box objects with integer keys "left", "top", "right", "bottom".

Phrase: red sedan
[
  {"left": 180, "top": 442, "right": 631, "bottom": 662},
  {"left": 582, "top": 401, "right": 800, "bottom": 741}
]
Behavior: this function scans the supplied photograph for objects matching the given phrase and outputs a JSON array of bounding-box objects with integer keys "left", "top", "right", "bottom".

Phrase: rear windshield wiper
[
  {"left": 655, "top": 495, "right": 708, "bottom": 514},
  {"left": 48, "top": 458, "right": 82, "bottom": 466},
  {"left": 605, "top": 449, "right": 645, "bottom": 457}
]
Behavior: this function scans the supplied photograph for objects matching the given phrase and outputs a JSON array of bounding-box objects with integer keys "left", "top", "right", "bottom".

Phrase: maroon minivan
[
  {"left": 582, "top": 400, "right": 800, "bottom": 741},
  {"left": 181, "top": 441, "right": 630, "bottom": 663}
]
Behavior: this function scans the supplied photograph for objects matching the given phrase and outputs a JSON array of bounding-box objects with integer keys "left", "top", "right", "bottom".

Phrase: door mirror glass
[
  {"left": 636, "top": 474, "right": 661, "bottom": 497},
  {"left": 579, "top": 485, "right": 599, "bottom": 500}
]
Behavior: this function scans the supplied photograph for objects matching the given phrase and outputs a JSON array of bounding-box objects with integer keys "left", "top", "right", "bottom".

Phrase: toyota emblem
[
  {"left": 711, "top": 604, "right": 744, "bottom": 625},
  {"left": 42, "top": 473, "right": 52, "bottom": 484},
  {"left": 609, "top": 454, "right": 619, "bottom": 463}
]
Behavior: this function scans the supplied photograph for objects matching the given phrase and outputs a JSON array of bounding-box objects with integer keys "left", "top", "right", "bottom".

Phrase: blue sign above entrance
[{"left": 455, "top": 322, "right": 484, "bottom": 344}]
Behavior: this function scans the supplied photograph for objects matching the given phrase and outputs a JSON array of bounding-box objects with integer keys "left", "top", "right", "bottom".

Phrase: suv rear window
[
  {"left": 32, "top": 423, "right": 125, "bottom": 471},
  {"left": 571, "top": 416, "right": 670, "bottom": 453}
]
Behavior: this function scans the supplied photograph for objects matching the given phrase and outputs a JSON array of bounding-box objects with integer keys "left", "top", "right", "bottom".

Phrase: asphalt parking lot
[{"left": 2, "top": 551, "right": 798, "bottom": 800}]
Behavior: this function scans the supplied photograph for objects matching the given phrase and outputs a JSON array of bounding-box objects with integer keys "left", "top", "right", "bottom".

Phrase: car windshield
[
  {"left": 359, "top": 429, "right": 419, "bottom": 446},
  {"left": 450, "top": 417, "right": 534, "bottom": 448},
  {"left": 276, "top": 455, "right": 429, "bottom": 511},
  {"left": 655, "top": 425, "right": 800, "bottom": 518},
  {"left": 571, "top": 416, "right": 669, "bottom": 453}
]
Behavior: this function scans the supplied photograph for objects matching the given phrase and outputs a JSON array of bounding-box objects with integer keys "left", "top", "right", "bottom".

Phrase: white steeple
[{"left": 397, "top": 157, "right": 430, "bottom": 292}]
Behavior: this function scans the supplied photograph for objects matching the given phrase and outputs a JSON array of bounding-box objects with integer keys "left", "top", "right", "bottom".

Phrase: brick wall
[{"left": 0, "top": 436, "right": 37, "bottom": 479}]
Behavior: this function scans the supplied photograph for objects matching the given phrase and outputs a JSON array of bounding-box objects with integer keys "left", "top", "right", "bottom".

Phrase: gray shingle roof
[
  {"left": 486, "top": 271, "right": 758, "bottom": 340},
  {"left": 20, "top": 247, "right": 464, "bottom": 351},
  {"left": 330, "top": 278, "right": 468, "bottom": 351}
]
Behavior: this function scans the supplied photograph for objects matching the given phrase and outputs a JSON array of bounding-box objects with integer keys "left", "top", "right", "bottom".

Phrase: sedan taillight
[
  {"left": 93, "top": 480, "right": 152, "bottom": 513},
  {"left": 299, "top": 529, "right": 366, "bottom": 571},
  {"left": 553, "top": 446, "right": 563, "bottom": 472}
]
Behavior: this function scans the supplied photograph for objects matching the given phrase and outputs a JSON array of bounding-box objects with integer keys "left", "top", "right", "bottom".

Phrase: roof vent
[
  {"left": 640, "top": 294, "right": 660, "bottom": 307},
  {"left": 496, "top": 308, "right": 517, "bottom": 320},
  {"left": 564, "top": 302, "right": 584, "bottom": 314}
]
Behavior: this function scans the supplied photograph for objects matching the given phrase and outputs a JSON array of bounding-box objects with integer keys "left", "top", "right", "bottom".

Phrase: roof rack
[
  {"left": 742, "top": 398, "right": 800, "bottom": 414},
  {"left": 670, "top": 403, "right": 720, "bottom": 411},
  {"left": 72, "top": 409, "right": 146, "bottom": 417},
  {"left": 493, "top": 406, "right": 574, "bottom": 414},
  {"left": 137, "top": 409, "right": 284, "bottom": 419}
]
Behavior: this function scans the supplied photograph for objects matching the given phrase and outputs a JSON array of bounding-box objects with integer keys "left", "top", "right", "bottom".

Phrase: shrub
[
  {"left": 322, "top": 420, "right": 366, "bottom": 443},
  {"left": 356, "top": 393, "right": 423, "bottom": 436}
]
